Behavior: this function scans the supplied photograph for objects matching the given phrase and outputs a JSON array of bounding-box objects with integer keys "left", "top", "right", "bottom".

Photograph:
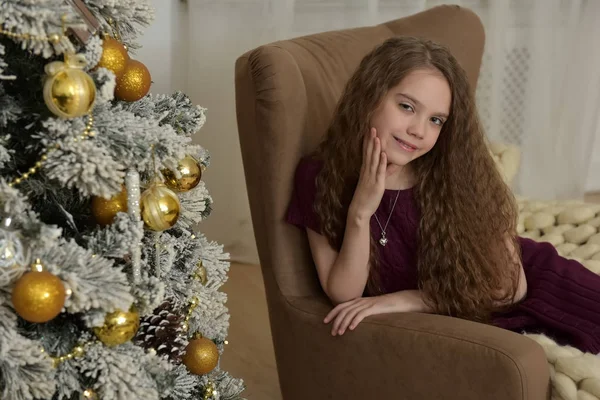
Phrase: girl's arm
[
  {"left": 307, "top": 208, "right": 372, "bottom": 305},
  {"left": 308, "top": 129, "right": 388, "bottom": 305},
  {"left": 324, "top": 282, "right": 527, "bottom": 337},
  {"left": 324, "top": 238, "right": 527, "bottom": 336},
  {"left": 323, "top": 290, "right": 432, "bottom": 336}
]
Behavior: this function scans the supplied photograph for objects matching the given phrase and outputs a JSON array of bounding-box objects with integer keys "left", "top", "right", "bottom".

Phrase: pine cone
[{"left": 134, "top": 299, "right": 187, "bottom": 363}]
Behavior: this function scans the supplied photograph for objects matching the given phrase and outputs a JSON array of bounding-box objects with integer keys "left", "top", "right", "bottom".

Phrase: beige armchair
[{"left": 234, "top": 5, "right": 551, "bottom": 400}]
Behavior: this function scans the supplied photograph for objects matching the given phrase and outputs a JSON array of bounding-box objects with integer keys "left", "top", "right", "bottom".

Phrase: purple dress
[{"left": 286, "top": 157, "right": 600, "bottom": 354}]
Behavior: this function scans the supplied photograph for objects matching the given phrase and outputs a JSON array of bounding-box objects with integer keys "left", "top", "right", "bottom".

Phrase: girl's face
[{"left": 369, "top": 68, "right": 451, "bottom": 168}]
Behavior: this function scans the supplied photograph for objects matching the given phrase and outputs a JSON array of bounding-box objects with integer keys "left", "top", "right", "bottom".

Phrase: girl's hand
[
  {"left": 324, "top": 295, "right": 396, "bottom": 336},
  {"left": 348, "top": 127, "right": 387, "bottom": 220}
]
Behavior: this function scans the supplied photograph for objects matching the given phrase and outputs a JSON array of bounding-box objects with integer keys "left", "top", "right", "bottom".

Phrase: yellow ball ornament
[
  {"left": 95, "top": 37, "right": 129, "bottom": 78},
  {"left": 183, "top": 336, "right": 219, "bottom": 375},
  {"left": 43, "top": 53, "right": 96, "bottom": 119},
  {"left": 114, "top": 59, "right": 152, "bottom": 102},
  {"left": 91, "top": 186, "right": 128, "bottom": 226},
  {"left": 12, "top": 260, "right": 66, "bottom": 323},
  {"left": 162, "top": 156, "right": 202, "bottom": 192},
  {"left": 94, "top": 308, "right": 140, "bottom": 347},
  {"left": 140, "top": 182, "right": 180, "bottom": 231}
]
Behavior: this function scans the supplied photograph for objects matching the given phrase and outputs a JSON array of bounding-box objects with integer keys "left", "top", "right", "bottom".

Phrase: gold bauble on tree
[
  {"left": 94, "top": 37, "right": 129, "bottom": 78},
  {"left": 183, "top": 335, "right": 219, "bottom": 375},
  {"left": 94, "top": 308, "right": 140, "bottom": 346},
  {"left": 43, "top": 53, "right": 96, "bottom": 119},
  {"left": 162, "top": 155, "right": 202, "bottom": 192},
  {"left": 91, "top": 186, "right": 128, "bottom": 226},
  {"left": 114, "top": 59, "right": 151, "bottom": 102},
  {"left": 11, "top": 259, "right": 66, "bottom": 323},
  {"left": 140, "top": 181, "right": 180, "bottom": 231}
]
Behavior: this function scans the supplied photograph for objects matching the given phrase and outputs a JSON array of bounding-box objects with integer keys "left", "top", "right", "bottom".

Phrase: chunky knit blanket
[
  {"left": 517, "top": 197, "right": 600, "bottom": 400},
  {"left": 524, "top": 334, "right": 600, "bottom": 400},
  {"left": 491, "top": 142, "right": 600, "bottom": 399}
]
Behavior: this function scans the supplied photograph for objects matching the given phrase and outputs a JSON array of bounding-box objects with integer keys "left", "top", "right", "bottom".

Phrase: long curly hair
[{"left": 313, "top": 36, "right": 521, "bottom": 322}]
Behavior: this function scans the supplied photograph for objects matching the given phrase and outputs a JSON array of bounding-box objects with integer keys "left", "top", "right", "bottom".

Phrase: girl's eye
[
  {"left": 399, "top": 103, "right": 414, "bottom": 112},
  {"left": 431, "top": 117, "right": 444, "bottom": 126}
]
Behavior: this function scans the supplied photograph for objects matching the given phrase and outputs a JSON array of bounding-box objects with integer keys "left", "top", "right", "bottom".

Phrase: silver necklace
[{"left": 374, "top": 190, "right": 400, "bottom": 246}]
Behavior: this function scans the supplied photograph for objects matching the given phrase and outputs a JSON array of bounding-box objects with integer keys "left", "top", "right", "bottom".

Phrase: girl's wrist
[{"left": 347, "top": 206, "right": 371, "bottom": 228}]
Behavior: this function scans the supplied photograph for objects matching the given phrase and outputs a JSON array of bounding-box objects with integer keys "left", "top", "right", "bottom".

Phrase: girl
[{"left": 286, "top": 36, "right": 600, "bottom": 354}]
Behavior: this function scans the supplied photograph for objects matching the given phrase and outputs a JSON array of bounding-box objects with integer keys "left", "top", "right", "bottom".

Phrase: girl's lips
[{"left": 394, "top": 137, "right": 418, "bottom": 152}]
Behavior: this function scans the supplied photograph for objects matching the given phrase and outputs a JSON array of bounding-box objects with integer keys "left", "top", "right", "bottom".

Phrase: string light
[
  {"left": 41, "top": 343, "right": 87, "bottom": 368},
  {"left": 181, "top": 296, "right": 199, "bottom": 333}
]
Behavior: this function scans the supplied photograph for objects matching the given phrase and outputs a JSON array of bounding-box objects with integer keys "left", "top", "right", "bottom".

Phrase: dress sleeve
[{"left": 285, "top": 157, "right": 323, "bottom": 234}]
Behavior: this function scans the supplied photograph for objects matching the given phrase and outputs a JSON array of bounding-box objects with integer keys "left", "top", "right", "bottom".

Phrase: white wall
[{"left": 586, "top": 121, "right": 600, "bottom": 192}]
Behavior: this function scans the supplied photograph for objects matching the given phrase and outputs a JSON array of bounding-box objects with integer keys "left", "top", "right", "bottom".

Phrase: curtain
[
  {"left": 472, "top": 0, "right": 600, "bottom": 200},
  {"left": 179, "top": 0, "right": 600, "bottom": 264}
]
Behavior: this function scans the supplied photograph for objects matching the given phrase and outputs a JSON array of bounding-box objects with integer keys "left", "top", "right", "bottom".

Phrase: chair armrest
[{"left": 281, "top": 295, "right": 550, "bottom": 400}]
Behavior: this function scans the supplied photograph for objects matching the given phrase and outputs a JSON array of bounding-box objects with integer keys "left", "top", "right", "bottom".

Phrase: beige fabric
[
  {"left": 490, "top": 142, "right": 600, "bottom": 271},
  {"left": 490, "top": 141, "right": 521, "bottom": 186},
  {"left": 525, "top": 334, "right": 600, "bottom": 400},
  {"left": 490, "top": 142, "right": 600, "bottom": 400},
  {"left": 517, "top": 198, "right": 600, "bottom": 273}
]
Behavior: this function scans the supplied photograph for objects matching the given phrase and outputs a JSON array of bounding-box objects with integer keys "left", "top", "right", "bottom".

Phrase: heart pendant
[{"left": 379, "top": 236, "right": 388, "bottom": 246}]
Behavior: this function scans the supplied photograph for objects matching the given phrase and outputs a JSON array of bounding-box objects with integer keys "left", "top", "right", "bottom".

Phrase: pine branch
[
  {"left": 130, "top": 269, "right": 166, "bottom": 316},
  {"left": 189, "top": 289, "right": 229, "bottom": 342},
  {"left": 40, "top": 125, "right": 126, "bottom": 199},
  {"left": 38, "top": 240, "right": 134, "bottom": 315},
  {"left": 0, "top": 0, "right": 75, "bottom": 58},
  {"left": 77, "top": 342, "right": 167, "bottom": 400},
  {"left": 83, "top": 0, "right": 155, "bottom": 53},
  {"left": 177, "top": 181, "right": 213, "bottom": 230},
  {"left": 84, "top": 213, "right": 143, "bottom": 259},
  {"left": 197, "top": 233, "right": 231, "bottom": 291},
  {"left": 122, "top": 91, "right": 207, "bottom": 137},
  {"left": 0, "top": 81, "right": 22, "bottom": 127},
  {"left": 0, "top": 42, "right": 15, "bottom": 79},
  {"left": 210, "top": 371, "right": 246, "bottom": 400},
  {"left": 53, "top": 361, "right": 82, "bottom": 400},
  {"left": 0, "top": 318, "right": 56, "bottom": 400}
]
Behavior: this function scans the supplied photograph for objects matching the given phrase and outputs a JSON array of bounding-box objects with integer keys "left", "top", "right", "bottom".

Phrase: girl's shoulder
[
  {"left": 293, "top": 156, "right": 324, "bottom": 185},
  {"left": 286, "top": 156, "right": 324, "bottom": 232}
]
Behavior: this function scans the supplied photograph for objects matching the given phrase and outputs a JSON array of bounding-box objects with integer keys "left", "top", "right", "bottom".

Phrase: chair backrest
[{"left": 235, "top": 5, "right": 485, "bottom": 299}]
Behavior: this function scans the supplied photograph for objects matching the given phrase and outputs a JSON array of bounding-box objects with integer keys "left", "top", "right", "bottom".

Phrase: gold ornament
[
  {"left": 140, "top": 182, "right": 180, "bottom": 231},
  {"left": 162, "top": 155, "right": 202, "bottom": 192},
  {"left": 81, "top": 388, "right": 98, "bottom": 400},
  {"left": 94, "top": 308, "right": 140, "bottom": 346},
  {"left": 95, "top": 37, "right": 129, "bottom": 78},
  {"left": 12, "top": 260, "right": 66, "bottom": 323},
  {"left": 91, "top": 186, "right": 128, "bottom": 226},
  {"left": 114, "top": 59, "right": 151, "bottom": 102},
  {"left": 43, "top": 53, "right": 96, "bottom": 119},
  {"left": 194, "top": 261, "right": 208, "bottom": 285},
  {"left": 183, "top": 336, "right": 219, "bottom": 375}
]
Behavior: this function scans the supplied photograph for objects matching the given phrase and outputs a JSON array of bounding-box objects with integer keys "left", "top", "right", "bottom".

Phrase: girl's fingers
[
  {"left": 377, "top": 151, "right": 387, "bottom": 181},
  {"left": 363, "top": 129, "right": 374, "bottom": 171},
  {"left": 371, "top": 136, "right": 380, "bottom": 174},
  {"left": 362, "top": 133, "right": 369, "bottom": 170},
  {"left": 339, "top": 303, "right": 370, "bottom": 335}
]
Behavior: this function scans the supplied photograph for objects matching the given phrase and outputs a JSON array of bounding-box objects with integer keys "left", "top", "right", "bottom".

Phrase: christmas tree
[{"left": 0, "top": 1, "right": 245, "bottom": 399}]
